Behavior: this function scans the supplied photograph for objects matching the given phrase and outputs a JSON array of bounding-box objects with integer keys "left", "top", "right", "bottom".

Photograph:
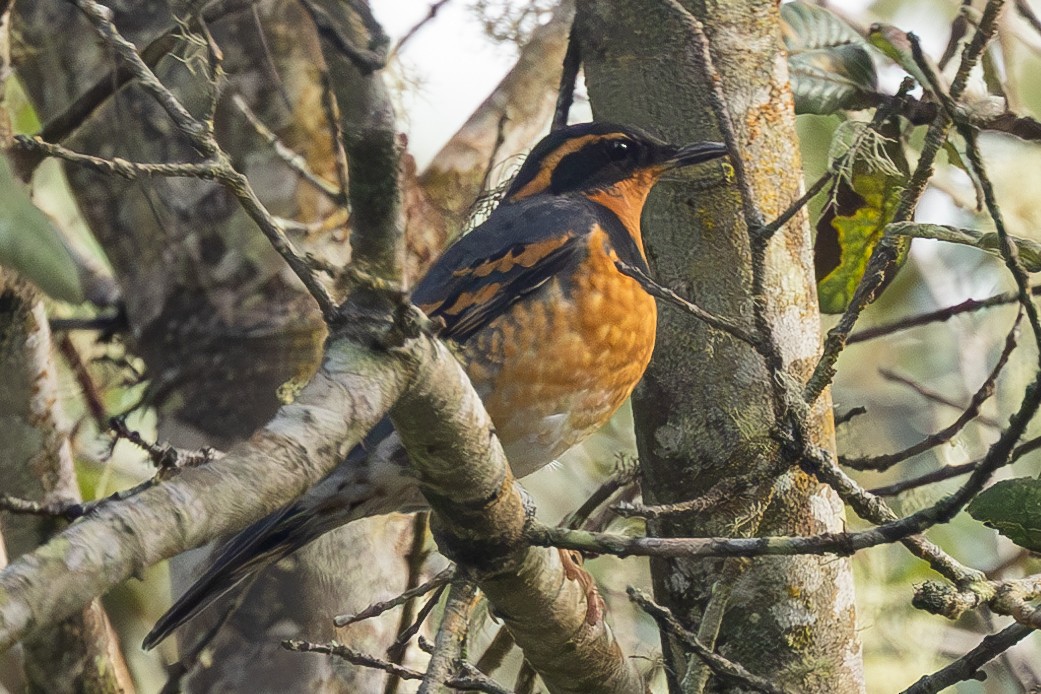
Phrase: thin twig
[
  {"left": 14, "top": 136, "right": 218, "bottom": 179},
  {"left": 231, "top": 93, "right": 344, "bottom": 202},
  {"left": 869, "top": 462, "right": 977, "bottom": 497},
  {"left": 803, "top": 445, "right": 986, "bottom": 585},
  {"left": 806, "top": 0, "right": 1008, "bottom": 402},
  {"left": 56, "top": 333, "right": 108, "bottom": 431},
  {"left": 533, "top": 424, "right": 1017, "bottom": 587},
  {"left": 614, "top": 474, "right": 760, "bottom": 520},
  {"left": 869, "top": 433, "right": 1041, "bottom": 496},
  {"left": 879, "top": 368, "right": 1003, "bottom": 429},
  {"left": 69, "top": 0, "right": 338, "bottom": 319},
  {"left": 387, "top": 582, "right": 449, "bottom": 657},
  {"left": 901, "top": 623, "right": 1035, "bottom": 694},
  {"left": 531, "top": 518, "right": 951, "bottom": 563},
  {"left": 0, "top": 495, "right": 80, "bottom": 520},
  {"left": 842, "top": 311, "right": 1019, "bottom": 470},
  {"left": 389, "top": 0, "right": 452, "bottom": 61},
  {"left": 758, "top": 168, "right": 834, "bottom": 237},
  {"left": 615, "top": 260, "right": 760, "bottom": 349},
  {"left": 334, "top": 567, "right": 454, "bottom": 627},
  {"left": 628, "top": 588, "right": 787, "bottom": 694},
  {"left": 247, "top": 2, "right": 292, "bottom": 111},
  {"left": 551, "top": 20, "right": 581, "bottom": 130},
  {"left": 478, "top": 114, "right": 508, "bottom": 195},
  {"left": 385, "top": 512, "right": 433, "bottom": 694},
  {"left": 561, "top": 462, "right": 638, "bottom": 529},
  {"left": 13, "top": 1, "right": 260, "bottom": 178},
  {"left": 318, "top": 66, "right": 351, "bottom": 207},
  {"left": 110, "top": 417, "right": 218, "bottom": 472},
  {"left": 847, "top": 288, "right": 1038, "bottom": 344},
  {"left": 285, "top": 639, "right": 424, "bottom": 680},
  {"left": 834, "top": 406, "right": 867, "bottom": 426},
  {"left": 283, "top": 639, "right": 510, "bottom": 693}
]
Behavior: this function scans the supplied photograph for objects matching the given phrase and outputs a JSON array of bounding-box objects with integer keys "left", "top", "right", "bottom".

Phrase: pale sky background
[
  {"left": 371, "top": 2, "right": 522, "bottom": 168},
  {"left": 371, "top": 0, "right": 932, "bottom": 169}
]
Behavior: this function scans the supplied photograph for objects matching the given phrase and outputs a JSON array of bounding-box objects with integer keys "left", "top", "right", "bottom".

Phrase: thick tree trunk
[
  {"left": 0, "top": 273, "right": 134, "bottom": 693},
  {"left": 1, "top": 5, "right": 132, "bottom": 688},
  {"left": 577, "top": 1, "right": 863, "bottom": 691}
]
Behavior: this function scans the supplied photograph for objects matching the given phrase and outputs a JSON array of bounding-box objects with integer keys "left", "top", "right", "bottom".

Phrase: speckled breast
[{"left": 460, "top": 227, "right": 657, "bottom": 478}]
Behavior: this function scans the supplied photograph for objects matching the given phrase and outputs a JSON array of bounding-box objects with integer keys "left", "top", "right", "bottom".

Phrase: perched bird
[{"left": 143, "top": 122, "right": 727, "bottom": 650}]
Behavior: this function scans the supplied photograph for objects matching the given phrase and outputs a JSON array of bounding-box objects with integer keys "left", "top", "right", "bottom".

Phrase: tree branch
[
  {"left": 0, "top": 334, "right": 412, "bottom": 651},
  {"left": 69, "top": 0, "right": 338, "bottom": 319},
  {"left": 389, "top": 334, "right": 644, "bottom": 694}
]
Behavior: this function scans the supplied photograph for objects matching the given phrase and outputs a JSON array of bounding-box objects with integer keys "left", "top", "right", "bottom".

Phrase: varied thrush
[{"left": 143, "top": 122, "right": 727, "bottom": 649}]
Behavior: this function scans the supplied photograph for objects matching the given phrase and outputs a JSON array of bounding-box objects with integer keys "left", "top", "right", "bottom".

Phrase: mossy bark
[{"left": 577, "top": 1, "right": 863, "bottom": 691}]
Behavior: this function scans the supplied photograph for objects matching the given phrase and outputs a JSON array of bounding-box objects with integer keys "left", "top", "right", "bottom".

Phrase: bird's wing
[{"left": 411, "top": 197, "right": 594, "bottom": 342}]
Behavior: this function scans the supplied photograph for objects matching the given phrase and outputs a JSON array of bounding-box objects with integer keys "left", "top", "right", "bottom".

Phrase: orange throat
[{"left": 585, "top": 170, "right": 661, "bottom": 259}]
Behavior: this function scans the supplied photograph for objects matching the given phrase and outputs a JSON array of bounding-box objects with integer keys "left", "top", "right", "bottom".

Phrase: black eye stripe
[{"left": 549, "top": 139, "right": 637, "bottom": 193}]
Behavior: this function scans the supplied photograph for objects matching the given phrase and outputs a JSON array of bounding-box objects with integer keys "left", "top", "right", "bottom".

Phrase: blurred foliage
[
  {"left": 782, "top": 1, "right": 879, "bottom": 115},
  {"left": 0, "top": 154, "right": 87, "bottom": 303},
  {"left": 469, "top": 0, "right": 557, "bottom": 46}
]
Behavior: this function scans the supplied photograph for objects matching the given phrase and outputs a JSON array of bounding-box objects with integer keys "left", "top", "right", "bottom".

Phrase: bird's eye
[{"left": 607, "top": 140, "right": 631, "bottom": 161}]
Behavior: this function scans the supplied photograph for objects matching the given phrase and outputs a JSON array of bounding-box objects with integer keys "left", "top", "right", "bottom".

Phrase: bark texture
[
  {"left": 577, "top": 1, "right": 862, "bottom": 691},
  {"left": 2, "top": 5, "right": 133, "bottom": 688},
  {"left": 1, "top": 0, "right": 638, "bottom": 690},
  {"left": 392, "top": 336, "right": 645, "bottom": 694},
  {"left": 10, "top": 1, "right": 410, "bottom": 689},
  {"left": 0, "top": 273, "right": 134, "bottom": 693},
  {"left": 0, "top": 336, "right": 411, "bottom": 653}
]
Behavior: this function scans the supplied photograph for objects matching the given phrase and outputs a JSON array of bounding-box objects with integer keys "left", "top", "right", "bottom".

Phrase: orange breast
[{"left": 461, "top": 227, "right": 657, "bottom": 477}]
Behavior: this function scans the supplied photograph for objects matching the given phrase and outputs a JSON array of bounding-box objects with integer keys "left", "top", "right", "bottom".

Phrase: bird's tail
[
  {"left": 143, "top": 419, "right": 417, "bottom": 650},
  {"left": 141, "top": 490, "right": 360, "bottom": 651}
]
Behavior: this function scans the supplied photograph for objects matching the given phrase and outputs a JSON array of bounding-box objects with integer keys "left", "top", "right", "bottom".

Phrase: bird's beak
[{"left": 663, "top": 141, "right": 729, "bottom": 169}]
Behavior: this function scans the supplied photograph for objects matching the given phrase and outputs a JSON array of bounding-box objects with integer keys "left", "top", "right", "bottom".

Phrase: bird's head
[
  {"left": 503, "top": 123, "right": 727, "bottom": 257},
  {"left": 504, "top": 122, "right": 728, "bottom": 203}
]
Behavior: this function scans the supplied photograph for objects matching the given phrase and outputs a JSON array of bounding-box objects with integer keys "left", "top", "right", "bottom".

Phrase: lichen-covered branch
[
  {"left": 0, "top": 336, "right": 411, "bottom": 651},
  {"left": 391, "top": 335, "right": 644, "bottom": 694},
  {"left": 0, "top": 272, "right": 135, "bottom": 693}
]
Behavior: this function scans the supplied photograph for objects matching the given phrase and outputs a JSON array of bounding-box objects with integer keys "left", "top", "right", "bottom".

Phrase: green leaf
[
  {"left": 886, "top": 222, "right": 1041, "bottom": 272},
  {"left": 781, "top": 2, "right": 878, "bottom": 115},
  {"left": 0, "top": 154, "right": 86, "bottom": 303},
  {"left": 866, "top": 23, "right": 938, "bottom": 92},
  {"left": 967, "top": 478, "right": 1041, "bottom": 553},
  {"left": 815, "top": 120, "right": 909, "bottom": 313}
]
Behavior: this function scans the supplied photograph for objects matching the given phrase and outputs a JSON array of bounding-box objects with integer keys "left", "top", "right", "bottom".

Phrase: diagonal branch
[
  {"left": 0, "top": 334, "right": 413, "bottom": 651},
  {"left": 841, "top": 311, "right": 1020, "bottom": 470},
  {"left": 69, "top": 0, "right": 338, "bottom": 318}
]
